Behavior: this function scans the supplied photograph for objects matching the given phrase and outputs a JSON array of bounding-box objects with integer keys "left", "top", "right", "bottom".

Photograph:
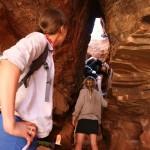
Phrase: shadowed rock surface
[{"left": 0, "top": 0, "right": 150, "bottom": 149}]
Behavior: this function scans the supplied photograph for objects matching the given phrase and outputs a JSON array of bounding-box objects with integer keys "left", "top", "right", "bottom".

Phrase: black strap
[{"left": 19, "top": 45, "right": 49, "bottom": 88}]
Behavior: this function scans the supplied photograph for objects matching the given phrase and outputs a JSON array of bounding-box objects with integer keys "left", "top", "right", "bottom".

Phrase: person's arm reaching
[
  {"left": 99, "top": 93, "right": 108, "bottom": 108},
  {"left": 101, "top": 98, "right": 108, "bottom": 108}
]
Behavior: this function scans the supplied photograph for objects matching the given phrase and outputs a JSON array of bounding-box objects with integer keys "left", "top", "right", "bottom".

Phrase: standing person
[
  {"left": 0, "top": 6, "right": 67, "bottom": 150},
  {"left": 72, "top": 76, "right": 108, "bottom": 150},
  {"left": 84, "top": 56, "right": 111, "bottom": 95}
]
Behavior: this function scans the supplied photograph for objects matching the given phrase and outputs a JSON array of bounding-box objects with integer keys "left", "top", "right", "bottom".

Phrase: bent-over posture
[{"left": 0, "top": 6, "right": 67, "bottom": 150}]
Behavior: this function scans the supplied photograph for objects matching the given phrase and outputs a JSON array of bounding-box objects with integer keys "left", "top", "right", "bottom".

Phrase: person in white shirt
[{"left": 0, "top": 6, "right": 67, "bottom": 150}]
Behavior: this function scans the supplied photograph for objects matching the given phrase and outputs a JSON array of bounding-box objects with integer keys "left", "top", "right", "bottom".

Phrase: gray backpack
[{"left": 19, "top": 45, "right": 49, "bottom": 88}]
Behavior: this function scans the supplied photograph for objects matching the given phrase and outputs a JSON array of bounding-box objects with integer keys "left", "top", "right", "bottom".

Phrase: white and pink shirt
[{"left": 0, "top": 32, "right": 54, "bottom": 138}]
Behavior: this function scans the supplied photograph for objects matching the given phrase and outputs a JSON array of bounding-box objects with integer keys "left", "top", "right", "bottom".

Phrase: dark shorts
[
  {"left": 75, "top": 119, "right": 99, "bottom": 135},
  {"left": 0, "top": 114, "right": 38, "bottom": 150}
]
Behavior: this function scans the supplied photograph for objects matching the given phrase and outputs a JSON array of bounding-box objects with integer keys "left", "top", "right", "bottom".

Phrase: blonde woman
[{"left": 72, "top": 76, "right": 108, "bottom": 150}]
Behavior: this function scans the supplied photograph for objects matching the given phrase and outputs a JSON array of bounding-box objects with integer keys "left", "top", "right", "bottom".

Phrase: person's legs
[
  {"left": 90, "top": 134, "right": 98, "bottom": 150},
  {"left": 75, "top": 133, "right": 85, "bottom": 150}
]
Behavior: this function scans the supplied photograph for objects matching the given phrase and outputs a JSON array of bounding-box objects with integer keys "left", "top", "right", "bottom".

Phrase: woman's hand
[
  {"left": 6, "top": 121, "right": 37, "bottom": 145},
  {"left": 72, "top": 116, "right": 76, "bottom": 127}
]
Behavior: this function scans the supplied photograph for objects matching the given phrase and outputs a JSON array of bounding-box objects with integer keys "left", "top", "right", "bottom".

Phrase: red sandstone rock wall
[{"left": 102, "top": 0, "right": 150, "bottom": 149}]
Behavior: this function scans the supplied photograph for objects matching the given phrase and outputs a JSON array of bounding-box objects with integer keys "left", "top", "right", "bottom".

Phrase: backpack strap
[{"left": 19, "top": 44, "right": 49, "bottom": 88}]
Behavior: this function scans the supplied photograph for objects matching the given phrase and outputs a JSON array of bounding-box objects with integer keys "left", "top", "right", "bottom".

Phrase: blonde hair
[{"left": 83, "top": 76, "right": 97, "bottom": 89}]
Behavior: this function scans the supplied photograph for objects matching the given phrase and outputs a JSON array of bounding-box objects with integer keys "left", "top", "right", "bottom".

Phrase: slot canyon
[{"left": 0, "top": 0, "right": 150, "bottom": 149}]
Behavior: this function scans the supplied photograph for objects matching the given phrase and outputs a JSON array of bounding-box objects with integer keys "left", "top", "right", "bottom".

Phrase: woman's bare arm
[
  {"left": 0, "top": 60, "right": 20, "bottom": 131},
  {"left": 0, "top": 60, "right": 37, "bottom": 144}
]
